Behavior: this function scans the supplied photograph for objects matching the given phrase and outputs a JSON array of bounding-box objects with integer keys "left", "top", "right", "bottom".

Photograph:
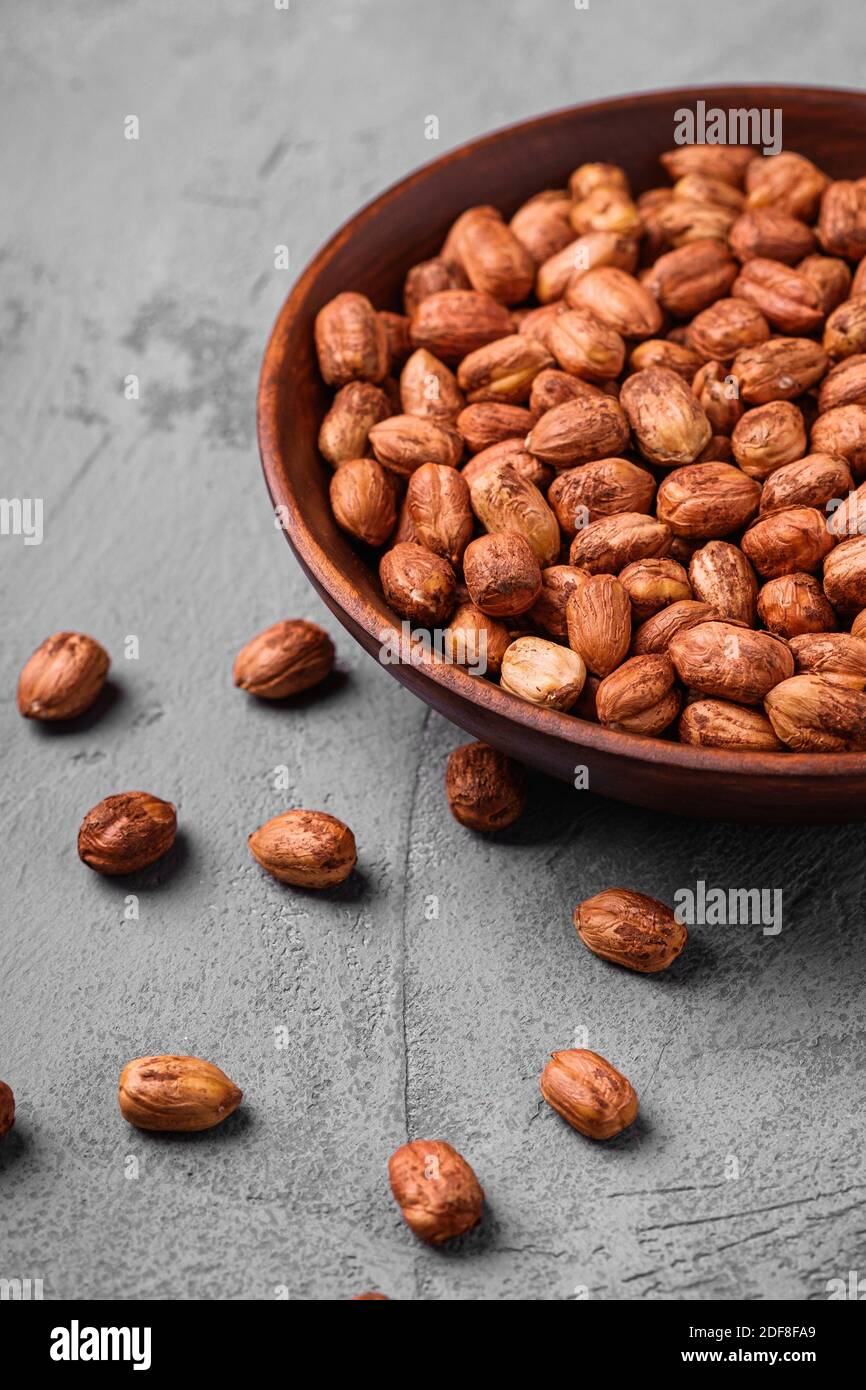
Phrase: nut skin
[
  {"left": 315, "top": 292, "right": 389, "bottom": 386},
  {"left": 118, "top": 1055, "right": 242, "bottom": 1133},
  {"left": 330, "top": 458, "right": 397, "bottom": 548},
  {"left": 822, "top": 536, "right": 866, "bottom": 611},
  {"left": 444, "top": 742, "right": 526, "bottom": 832},
  {"left": 549, "top": 307, "right": 626, "bottom": 381},
  {"left": 789, "top": 632, "right": 866, "bottom": 686},
  {"left": 566, "top": 574, "right": 631, "bottom": 677},
  {"left": 619, "top": 368, "right": 711, "bottom": 467},
  {"left": 618, "top": 557, "right": 691, "bottom": 622},
  {"left": 548, "top": 458, "right": 655, "bottom": 537},
  {"left": 407, "top": 463, "right": 473, "bottom": 567},
  {"left": 457, "top": 334, "right": 553, "bottom": 403},
  {"left": 568, "top": 267, "right": 662, "bottom": 340},
  {"left": 741, "top": 507, "right": 835, "bottom": 579},
  {"left": 689, "top": 542, "right": 758, "bottom": 626},
  {"left": 729, "top": 209, "right": 817, "bottom": 265},
  {"left": 455, "top": 207, "right": 535, "bottom": 305},
  {"left": 759, "top": 453, "right": 854, "bottom": 516},
  {"left": 819, "top": 356, "right": 866, "bottom": 413},
  {"left": 537, "top": 231, "right": 637, "bottom": 303},
  {"left": 462, "top": 437, "right": 551, "bottom": 492},
  {"left": 318, "top": 381, "right": 391, "bottom": 467},
  {"left": 403, "top": 257, "right": 468, "bottom": 317},
  {"left": 469, "top": 464, "right": 560, "bottom": 566},
  {"left": 388, "top": 1139, "right": 483, "bottom": 1244},
  {"left": 656, "top": 198, "right": 737, "bottom": 247},
  {"left": 528, "top": 565, "right": 589, "bottom": 638},
  {"left": 629, "top": 338, "right": 704, "bottom": 383},
  {"left": 509, "top": 190, "right": 575, "bottom": 265},
  {"left": 569, "top": 512, "right": 672, "bottom": 574},
  {"left": 731, "top": 401, "right": 807, "bottom": 481},
  {"left": 679, "top": 700, "right": 784, "bottom": 751},
  {"left": 540, "top": 1049, "right": 638, "bottom": 1141},
  {"left": 248, "top": 809, "right": 356, "bottom": 888},
  {"left": 745, "top": 151, "right": 829, "bottom": 221},
  {"left": 78, "top": 792, "right": 177, "bottom": 875},
  {"left": 691, "top": 360, "right": 745, "bottom": 435},
  {"left": 500, "top": 635, "right": 586, "bottom": 710},
  {"left": 352, "top": 1292, "right": 390, "bottom": 1301},
  {"left": 818, "top": 180, "right": 866, "bottom": 261},
  {"left": 233, "top": 619, "right": 335, "bottom": 699},
  {"left": 632, "top": 599, "right": 717, "bottom": 655},
  {"left": 731, "top": 337, "right": 828, "bottom": 404},
  {"left": 643, "top": 238, "right": 737, "bottom": 316},
  {"left": 687, "top": 298, "right": 770, "bottom": 362},
  {"left": 0, "top": 1080, "right": 14, "bottom": 1140},
  {"left": 731, "top": 258, "right": 824, "bottom": 336},
  {"left": 656, "top": 462, "right": 761, "bottom": 538},
  {"left": 669, "top": 621, "right": 794, "bottom": 704},
  {"left": 444, "top": 602, "right": 511, "bottom": 676},
  {"left": 757, "top": 574, "right": 837, "bottom": 639},
  {"left": 400, "top": 349, "right": 464, "bottom": 422},
  {"left": 798, "top": 254, "right": 852, "bottom": 316},
  {"left": 463, "top": 532, "right": 542, "bottom": 617},
  {"left": 409, "top": 289, "right": 513, "bottom": 361},
  {"left": 368, "top": 414, "right": 462, "bottom": 477},
  {"left": 823, "top": 295, "right": 866, "bottom": 362},
  {"left": 811, "top": 404, "right": 866, "bottom": 478},
  {"left": 379, "top": 543, "right": 456, "bottom": 626},
  {"left": 595, "top": 653, "right": 681, "bottom": 734},
  {"left": 456, "top": 402, "right": 535, "bottom": 454},
  {"left": 527, "top": 393, "right": 630, "bottom": 469},
  {"left": 765, "top": 674, "right": 866, "bottom": 751},
  {"left": 574, "top": 888, "right": 687, "bottom": 974},
  {"left": 17, "top": 632, "right": 109, "bottom": 722},
  {"left": 660, "top": 144, "right": 755, "bottom": 188}
]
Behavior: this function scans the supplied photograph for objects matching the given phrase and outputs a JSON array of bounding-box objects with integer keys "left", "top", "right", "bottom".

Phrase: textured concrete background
[{"left": 2, "top": 0, "right": 865, "bottom": 1302}]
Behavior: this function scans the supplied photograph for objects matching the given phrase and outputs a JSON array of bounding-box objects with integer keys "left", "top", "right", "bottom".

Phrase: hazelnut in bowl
[{"left": 258, "top": 85, "right": 866, "bottom": 823}]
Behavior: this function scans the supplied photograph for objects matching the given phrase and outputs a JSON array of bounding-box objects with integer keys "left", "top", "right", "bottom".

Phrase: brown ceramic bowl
[{"left": 258, "top": 84, "right": 866, "bottom": 823}]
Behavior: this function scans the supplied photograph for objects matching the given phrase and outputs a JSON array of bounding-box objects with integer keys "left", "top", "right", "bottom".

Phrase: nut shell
[
  {"left": 78, "top": 792, "right": 177, "bottom": 875},
  {"left": 388, "top": 1139, "right": 483, "bottom": 1244},
  {"left": 540, "top": 1049, "right": 638, "bottom": 1140},
  {"left": 248, "top": 809, "right": 356, "bottom": 888},
  {"left": 17, "top": 632, "right": 109, "bottom": 721},
  {"left": 233, "top": 619, "right": 335, "bottom": 699},
  {"left": 118, "top": 1055, "right": 242, "bottom": 1133}
]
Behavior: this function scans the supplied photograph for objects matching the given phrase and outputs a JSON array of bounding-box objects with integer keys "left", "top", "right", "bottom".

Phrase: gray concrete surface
[{"left": 2, "top": 0, "right": 865, "bottom": 1302}]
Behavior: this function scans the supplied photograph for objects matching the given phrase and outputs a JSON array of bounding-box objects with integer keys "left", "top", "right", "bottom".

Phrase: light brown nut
[
  {"left": 595, "top": 653, "right": 681, "bottom": 734},
  {"left": 642, "top": 239, "right": 737, "bottom": 316},
  {"left": 368, "top": 414, "right": 462, "bottom": 477},
  {"left": 537, "top": 231, "right": 637, "bottom": 303},
  {"left": 656, "top": 461, "right": 761, "bottom": 537},
  {"left": 118, "top": 1056, "right": 242, "bottom": 1133},
  {"left": 672, "top": 173, "right": 745, "bottom": 213},
  {"left": 697, "top": 433, "right": 734, "bottom": 463},
  {"left": 731, "top": 337, "right": 828, "bottom": 404},
  {"left": 461, "top": 437, "right": 551, "bottom": 491},
  {"left": 469, "top": 464, "right": 560, "bottom": 566},
  {"left": 797, "top": 254, "right": 852, "bottom": 314},
  {"left": 463, "top": 532, "right": 542, "bottom": 617},
  {"left": 407, "top": 463, "right": 473, "bottom": 567},
  {"left": 379, "top": 542, "right": 456, "bottom": 624},
  {"left": 569, "top": 512, "right": 671, "bottom": 574},
  {"left": 853, "top": 609, "right": 866, "bottom": 638},
  {"left": 620, "top": 367, "right": 711, "bottom": 466},
  {"left": 329, "top": 458, "right": 397, "bottom": 547},
  {"left": 565, "top": 573, "right": 631, "bottom": 677},
  {"left": 656, "top": 198, "right": 737, "bottom": 247},
  {"left": 500, "top": 635, "right": 586, "bottom": 710},
  {"left": 569, "top": 162, "right": 630, "bottom": 200},
  {"left": 445, "top": 742, "right": 526, "bottom": 831},
  {"left": 687, "top": 298, "right": 771, "bottom": 362},
  {"left": 233, "top": 619, "right": 336, "bottom": 699},
  {"left": 455, "top": 207, "right": 535, "bottom": 304},
  {"left": 731, "top": 401, "right": 807, "bottom": 480},
  {"left": 818, "top": 180, "right": 866, "bottom": 261},
  {"left": 789, "top": 632, "right": 866, "bottom": 686},
  {"left": 527, "top": 565, "right": 589, "bottom": 638},
  {"left": 679, "top": 699, "right": 784, "bottom": 751},
  {"left": 745, "top": 151, "right": 829, "bottom": 220},
  {"left": 318, "top": 381, "right": 391, "bottom": 466},
  {"left": 823, "top": 296, "right": 866, "bottom": 361},
  {"left": 637, "top": 186, "right": 675, "bottom": 259},
  {"left": 741, "top": 507, "right": 835, "bottom": 578},
  {"left": 388, "top": 1139, "right": 483, "bottom": 1245},
  {"left": 248, "top": 809, "right": 356, "bottom": 888},
  {"left": 509, "top": 191, "right": 575, "bottom": 264},
  {"left": 315, "top": 292, "right": 389, "bottom": 386},
  {"left": 456, "top": 402, "right": 534, "bottom": 453},
  {"left": 629, "top": 339, "right": 704, "bottom": 382},
  {"left": 757, "top": 573, "right": 837, "bottom": 638},
  {"left": 380, "top": 311, "right": 412, "bottom": 369},
  {"left": 619, "top": 557, "right": 691, "bottom": 621},
  {"left": 78, "top": 792, "right": 177, "bottom": 875},
  {"left": 403, "top": 257, "right": 468, "bottom": 316},
  {"left": 669, "top": 620, "right": 794, "bottom": 703},
  {"left": 530, "top": 367, "right": 609, "bottom": 415},
  {"left": 574, "top": 888, "right": 687, "bottom": 973},
  {"left": 822, "top": 536, "right": 866, "bottom": 611},
  {"left": 691, "top": 360, "right": 745, "bottom": 435},
  {"left": 731, "top": 258, "right": 824, "bottom": 335},
  {"left": 540, "top": 1049, "right": 638, "bottom": 1140},
  {"left": 409, "top": 289, "right": 513, "bottom": 360},
  {"left": 400, "top": 349, "right": 464, "bottom": 422},
  {"left": 688, "top": 541, "right": 758, "bottom": 625},
  {"left": 568, "top": 267, "right": 663, "bottom": 340},
  {"left": 632, "top": 599, "right": 717, "bottom": 655},
  {"left": 391, "top": 493, "right": 417, "bottom": 546},
  {"left": 518, "top": 301, "right": 567, "bottom": 352},
  {"left": 548, "top": 458, "right": 655, "bottom": 536},
  {"left": 443, "top": 602, "right": 511, "bottom": 676},
  {"left": 760, "top": 453, "right": 854, "bottom": 516},
  {"left": 457, "top": 334, "right": 553, "bottom": 404},
  {"left": 0, "top": 1081, "right": 14, "bottom": 1140},
  {"left": 660, "top": 145, "right": 755, "bottom": 187},
  {"left": 548, "top": 308, "right": 626, "bottom": 381},
  {"left": 729, "top": 209, "right": 817, "bottom": 264},
  {"left": 818, "top": 356, "right": 866, "bottom": 413},
  {"left": 570, "top": 186, "right": 641, "bottom": 238},
  {"left": 526, "top": 392, "right": 630, "bottom": 468},
  {"left": 765, "top": 674, "right": 866, "bottom": 750},
  {"left": 811, "top": 404, "right": 866, "bottom": 477},
  {"left": 17, "top": 631, "right": 109, "bottom": 722}
]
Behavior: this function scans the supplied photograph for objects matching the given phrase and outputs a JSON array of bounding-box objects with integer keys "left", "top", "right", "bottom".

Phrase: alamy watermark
[
  {"left": 378, "top": 621, "right": 488, "bottom": 676},
  {"left": 674, "top": 880, "right": 783, "bottom": 936},
  {"left": 0, "top": 497, "right": 43, "bottom": 545},
  {"left": 674, "top": 100, "right": 782, "bottom": 157}
]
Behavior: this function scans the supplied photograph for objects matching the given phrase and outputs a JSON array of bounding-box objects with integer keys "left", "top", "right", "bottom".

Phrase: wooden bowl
[{"left": 258, "top": 84, "right": 866, "bottom": 823}]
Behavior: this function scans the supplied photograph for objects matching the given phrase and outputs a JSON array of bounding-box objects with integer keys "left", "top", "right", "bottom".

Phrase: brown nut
[
  {"left": 731, "top": 401, "right": 807, "bottom": 481},
  {"left": 443, "top": 602, "right": 511, "bottom": 676},
  {"left": 691, "top": 360, "right": 745, "bottom": 435},
  {"left": 789, "top": 632, "right": 866, "bottom": 686},
  {"left": 17, "top": 631, "right": 110, "bottom": 722},
  {"left": 642, "top": 239, "right": 737, "bottom": 316},
  {"left": 457, "top": 334, "right": 553, "bottom": 404},
  {"left": 78, "top": 792, "right": 177, "bottom": 875},
  {"left": 569, "top": 162, "right": 630, "bottom": 200},
  {"left": 0, "top": 1081, "right": 14, "bottom": 1140},
  {"left": 468, "top": 464, "right": 560, "bottom": 566},
  {"left": 731, "top": 337, "right": 828, "bottom": 404},
  {"left": 400, "top": 349, "right": 464, "bottom": 422},
  {"left": 656, "top": 462, "right": 761, "bottom": 538},
  {"left": 500, "top": 635, "right": 586, "bottom": 710},
  {"left": 565, "top": 573, "right": 631, "bottom": 677},
  {"left": 757, "top": 573, "right": 837, "bottom": 638},
  {"left": 744, "top": 151, "right": 829, "bottom": 220},
  {"left": 570, "top": 186, "right": 641, "bottom": 239},
  {"left": 669, "top": 620, "right": 794, "bottom": 703},
  {"left": 527, "top": 565, "right": 590, "bottom": 637},
  {"left": 595, "top": 653, "right": 681, "bottom": 735},
  {"left": 629, "top": 339, "right": 704, "bottom": 383},
  {"left": 620, "top": 368, "right": 711, "bottom": 467},
  {"left": 660, "top": 144, "right": 755, "bottom": 188},
  {"left": 828, "top": 480, "right": 866, "bottom": 540},
  {"left": 687, "top": 298, "right": 771, "bottom": 362},
  {"left": 765, "top": 674, "right": 866, "bottom": 750},
  {"left": 445, "top": 741, "right": 526, "bottom": 831},
  {"left": 548, "top": 458, "right": 655, "bottom": 536},
  {"left": 248, "top": 809, "right": 356, "bottom": 888},
  {"left": 407, "top": 463, "right": 473, "bottom": 567},
  {"left": 655, "top": 198, "right": 737, "bottom": 247},
  {"left": 368, "top": 414, "right": 462, "bottom": 477},
  {"left": 403, "top": 257, "right": 468, "bottom": 316},
  {"left": 619, "top": 557, "right": 691, "bottom": 621},
  {"left": 679, "top": 699, "right": 784, "bottom": 751},
  {"left": 568, "top": 267, "right": 663, "bottom": 340},
  {"left": 388, "top": 1139, "right": 483, "bottom": 1244},
  {"left": 456, "top": 402, "right": 535, "bottom": 454},
  {"left": 526, "top": 393, "right": 631, "bottom": 469},
  {"left": 330, "top": 457, "right": 397, "bottom": 548},
  {"left": 811, "top": 404, "right": 866, "bottom": 476},
  {"left": 823, "top": 296, "right": 866, "bottom": 362},
  {"left": 379, "top": 543, "right": 456, "bottom": 625},
  {"left": 540, "top": 1049, "right": 638, "bottom": 1140},
  {"left": 318, "top": 381, "right": 392, "bottom": 466},
  {"left": 853, "top": 609, "right": 866, "bottom": 638},
  {"left": 537, "top": 230, "right": 638, "bottom": 303},
  {"left": 741, "top": 507, "right": 835, "bottom": 578},
  {"left": 729, "top": 209, "right": 817, "bottom": 264},
  {"left": 462, "top": 437, "right": 551, "bottom": 491},
  {"left": 118, "top": 1055, "right": 242, "bottom": 1133},
  {"left": 574, "top": 887, "right": 687, "bottom": 973},
  {"left": 233, "top": 619, "right": 336, "bottom": 699},
  {"left": 818, "top": 356, "right": 866, "bottom": 413},
  {"left": 409, "top": 289, "right": 513, "bottom": 360},
  {"left": 548, "top": 308, "right": 626, "bottom": 382},
  {"left": 760, "top": 453, "right": 854, "bottom": 516},
  {"left": 632, "top": 599, "right": 717, "bottom": 655},
  {"left": 672, "top": 172, "right": 745, "bottom": 215},
  {"left": 818, "top": 180, "right": 866, "bottom": 261},
  {"left": 455, "top": 207, "right": 535, "bottom": 304},
  {"left": 463, "top": 531, "right": 542, "bottom": 617},
  {"left": 569, "top": 512, "right": 672, "bottom": 574},
  {"left": 315, "top": 292, "right": 389, "bottom": 386},
  {"left": 689, "top": 541, "right": 758, "bottom": 625},
  {"left": 822, "top": 536, "right": 866, "bottom": 611},
  {"left": 509, "top": 190, "right": 575, "bottom": 264},
  {"left": 797, "top": 254, "right": 852, "bottom": 315},
  {"left": 732, "top": 258, "right": 824, "bottom": 335},
  {"left": 530, "top": 367, "right": 610, "bottom": 415}
]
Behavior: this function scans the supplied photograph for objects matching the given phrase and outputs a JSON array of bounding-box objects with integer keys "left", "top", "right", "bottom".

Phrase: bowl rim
[{"left": 258, "top": 83, "right": 866, "bottom": 782}]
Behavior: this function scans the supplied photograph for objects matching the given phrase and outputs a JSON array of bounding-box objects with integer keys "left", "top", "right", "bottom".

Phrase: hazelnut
[
  {"left": 574, "top": 887, "right": 687, "bottom": 973},
  {"left": 463, "top": 532, "right": 542, "bottom": 617},
  {"left": 445, "top": 742, "right": 526, "bottom": 831},
  {"left": 17, "top": 631, "right": 109, "bottom": 721},
  {"left": 0, "top": 1081, "right": 14, "bottom": 1140},
  {"left": 379, "top": 542, "right": 457, "bottom": 625},
  {"left": 540, "top": 1048, "right": 638, "bottom": 1140},
  {"left": 248, "top": 809, "right": 356, "bottom": 889},
  {"left": 388, "top": 1139, "right": 483, "bottom": 1244},
  {"left": 233, "top": 619, "right": 335, "bottom": 699},
  {"left": 78, "top": 792, "right": 177, "bottom": 876},
  {"left": 118, "top": 1055, "right": 242, "bottom": 1133},
  {"left": 500, "top": 635, "right": 586, "bottom": 710}
]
